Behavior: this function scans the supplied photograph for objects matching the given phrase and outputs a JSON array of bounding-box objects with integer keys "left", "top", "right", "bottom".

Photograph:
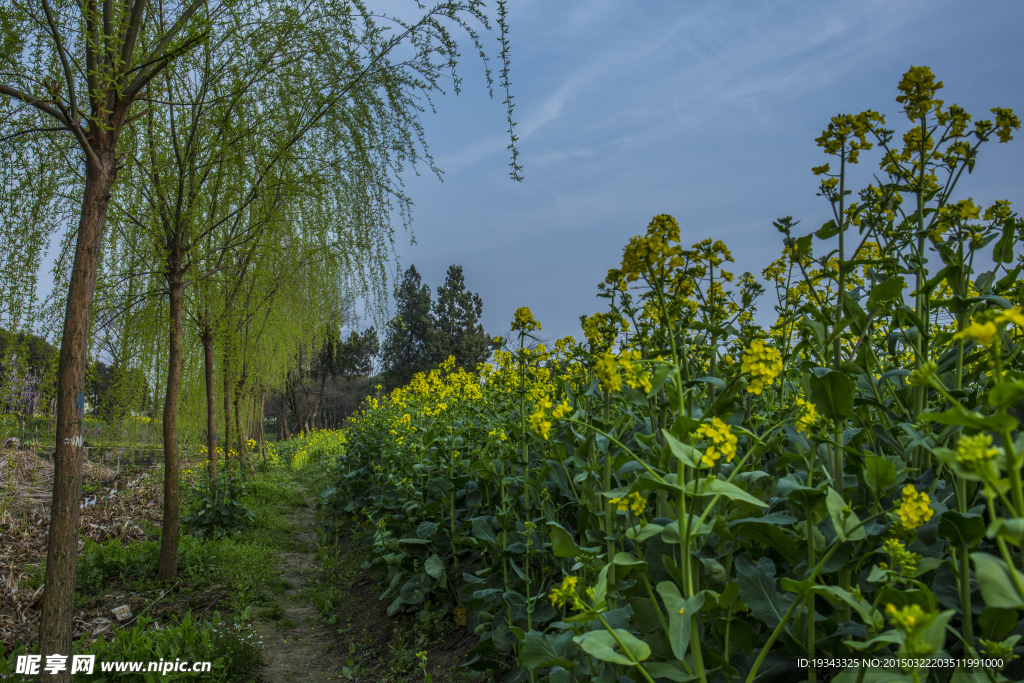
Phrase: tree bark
[
  {"left": 257, "top": 391, "right": 266, "bottom": 463},
  {"left": 223, "top": 351, "right": 232, "bottom": 475},
  {"left": 201, "top": 325, "right": 218, "bottom": 481},
  {"left": 233, "top": 364, "right": 248, "bottom": 481},
  {"left": 158, "top": 274, "right": 184, "bottom": 582},
  {"left": 39, "top": 150, "right": 118, "bottom": 674}
]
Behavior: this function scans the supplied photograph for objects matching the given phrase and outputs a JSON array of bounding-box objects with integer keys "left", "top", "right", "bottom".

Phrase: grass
[{"left": 60, "top": 463, "right": 307, "bottom": 622}]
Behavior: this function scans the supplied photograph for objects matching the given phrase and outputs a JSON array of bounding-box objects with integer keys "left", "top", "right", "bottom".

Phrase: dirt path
[
  {"left": 251, "top": 473, "right": 482, "bottom": 683},
  {"left": 252, "top": 499, "right": 345, "bottom": 682}
]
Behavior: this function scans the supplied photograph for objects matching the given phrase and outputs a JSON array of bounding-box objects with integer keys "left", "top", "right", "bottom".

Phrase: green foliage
[
  {"left": 321, "top": 67, "right": 1024, "bottom": 683},
  {"left": 433, "top": 265, "right": 495, "bottom": 373},
  {"left": 86, "top": 361, "right": 149, "bottom": 424},
  {"left": 380, "top": 265, "right": 438, "bottom": 390},
  {"left": 77, "top": 539, "right": 159, "bottom": 595},
  {"left": 380, "top": 264, "right": 495, "bottom": 390},
  {"left": 0, "top": 612, "right": 261, "bottom": 682},
  {"left": 182, "top": 475, "right": 256, "bottom": 540}
]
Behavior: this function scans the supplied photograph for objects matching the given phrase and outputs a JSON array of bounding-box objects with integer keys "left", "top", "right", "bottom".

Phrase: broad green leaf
[
  {"left": 625, "top": 523, "right": 664, "bottom": 543},
  {"left": 735, "top": 555, "right": 795, "bottom": 630},
  {"left": 938, "top": 511, "right": 986, "bottom": 549},
  {"left": 863, "top": 454, "right": 896, "bottom": 496},
  {"left": 978, "top": 607, "right": 1019, "bottom": 640},
  {"left": 866, "top": 276, "right": 906, "bottom": 311},
  {"left": 663, "top": 430, "right": 702, "bottom": 468},
  {"left": 951, "top": 669, "right": 994, "bottom": 683},
  {"left": 813, "top": 585, "right": 883, "bottom": 631},
  {"left": 826, "top": 487, "right": 866, "bottom": 541},
  {"left": 844, "top": 630, "right": 904, "bottom": 652},
  {"left": 922, "top": 407, "right": 1017, "bottom": 432},
  {"left": 471, "top": 517, "right": 497, "bottom": 544},
  {"left": 547, "top": 521, "right": 580, "bottom": 558},
  {"left": 987, "top": 518, "right": 1024, "bottom": 547},
  {"left": 613, "top": 552, "right": 647, "bottom": 572},
  {"left": 520, "top": 631, "right": 577, "bottom": 671},
  {"left": 993, "top": 217, "right": 1018, "bottom": 263},
  {"left": 971, "top": 552, "right": 1024, "bottom": 609},
  {"left": 424, "top": 554, "right": 445, "bottom": 579},
  {"left": 989, "top": 380, "right": 1024, "bottom": 409},
  {"left": 908, "top": 610, "right": 954, "bottom": 656},
  {"left": 573, "top": 629, "right": 650, "bottom": 666},
  {"left": 816, "top": 219, "right": 839, "bottom": 239},
  {"left": 730, "top": 519, "right": 800, "bottom": 564},
  {"left": 810, "top": 369, "right": 855, "bottom": 422},
  {"left": 783, "top": 483, "right": 829, "bottom": 523},
  {"left": 642, "top": 662, "right": 697, "bottom": 682},
  {"left": 592, "top": 564, "right": 611, "bottom": 608},
  {"left": 688, "top": 478, "right": 768, "bottom": 508},
  {"left": 656, "top": 581, "right": 706, "bottom": 660}
]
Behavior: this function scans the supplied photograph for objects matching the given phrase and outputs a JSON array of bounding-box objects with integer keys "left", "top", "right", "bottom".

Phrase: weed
[{"left": 258, "top": 603, "right": 285, "bottom": 621}]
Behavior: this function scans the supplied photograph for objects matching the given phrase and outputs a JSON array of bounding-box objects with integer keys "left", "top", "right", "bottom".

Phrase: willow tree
[
  {"left": 0, "top": 0, "right": 222, "bottom": 664},
  {"left": 102, "top": 0, "right": 520, "bottom": 581}
]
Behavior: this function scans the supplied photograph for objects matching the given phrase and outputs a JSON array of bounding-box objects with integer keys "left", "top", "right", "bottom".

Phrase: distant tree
[
  {"left": 432, "top": 265, "right": 492, "bottom": 371},
  {"left": 86, "top": 362, "right": 148, "bottom": 424},
  {"left": 380, "top": 266, "right": 436, "bottom": 389},
  {"left": 337, "top": 328, "right": 380, "bottom": 379}
]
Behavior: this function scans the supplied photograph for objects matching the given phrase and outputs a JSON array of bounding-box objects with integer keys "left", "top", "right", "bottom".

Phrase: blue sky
[{"left": 387, "top": 0, "right": 1024, "bottom": 343}]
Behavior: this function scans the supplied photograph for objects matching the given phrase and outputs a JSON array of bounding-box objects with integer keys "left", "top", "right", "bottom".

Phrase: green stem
[
  {"left": 596, "top": 613, "right": 657, "bottom": 683},
  {"left": 745, "top": 514, "right": 881, "bottom": 683}
]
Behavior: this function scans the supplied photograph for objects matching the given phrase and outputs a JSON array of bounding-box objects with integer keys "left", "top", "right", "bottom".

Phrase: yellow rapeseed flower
[
  {"left": 512, "top": 307, "right": 541, "bottom": 333},
  {"left": 740, "top": 340, "right": 783, "bottom": 395},
  {"left": 610, "top": 492, "right": 647, "bottom": 516},
  {"left": 696, "top": 417, "right": 737, "bottom": 466},
  {"left": 795, "top": 397, "right": 817, "bottom": 436},
  {"left": 996, "top": 306, "right": 1024, "bottom": 329},
  {"left": 595, "top": 350, "right": 622, "bottom": 393},
  {"left": 549, "top": 576, "right": 578, "bottom": 608},
  {"left": 953, "top": 320, "right": 998, "bottom": 346},
  {"left": 551, "top": 401, "right": 573, "bottom": 419},
  {"left": 896, "top": 484, "right": 934, "bottom": 530},
  {"left": 885, "top": 603, "right": 931, "bottom": 633}
]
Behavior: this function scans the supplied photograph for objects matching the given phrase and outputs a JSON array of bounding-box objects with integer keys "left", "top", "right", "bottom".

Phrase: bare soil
[
  {"left": 250, "top": 501, "right": 347, "bottom": 681},
  {"left": 252, "top": 482, "right": 482, "bottom": 683}
]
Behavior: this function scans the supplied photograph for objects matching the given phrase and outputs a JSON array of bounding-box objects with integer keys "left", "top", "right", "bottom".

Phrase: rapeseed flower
[
  {"left": 741, "top": 340, "right": 783, "bottom": 395},
  {"left": 885, "top": 603, "right": 931, "bottom": 632},
  {"left": 896, "top": 484, "right": 934, "bottom": 529},
  {"left": 996, "top": 306, "right": 1024, "bottom": 329},
  {"left": 956, "top": 433, "right": 1000, "bottom": 470},
  {"left": 881, "top": 538, "right": 920, "bottom": 576},
  {"left": 610, "top": 492, "right": 647, "bottom": 516},
  {"left": 549, "top": 576, "right": 578, "bottom": 609},
  {"left": 512, "top": 307, "right": 541, "bottom": 333},
  {"left": 551, "top": 401, "right": 573, "bottom": 419},
  {"left": 953, "top": 320, "right": 998, "bottom": 346},
  {"left": 620, "top": 214, "right": 685, "bottom": 283},
  {"left": 595, "top": 350, "right": 622, "bottom": 393},
  {"left": 795, "top": 397, "right": 817, "bottom": 436},
  {"left": 696, "top": 417, "right": 737, "bottom": 466},
  {"left": 619, "top": 349, "right": 652, "bottom": 394}
]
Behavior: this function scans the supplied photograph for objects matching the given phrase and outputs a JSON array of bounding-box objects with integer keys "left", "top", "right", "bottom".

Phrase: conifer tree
[
  {"left": 432, "top": 264, "right": 492, "bottom": 371},
  {"left": 380, "top": 265, "right": 436, "bottom": 389}
]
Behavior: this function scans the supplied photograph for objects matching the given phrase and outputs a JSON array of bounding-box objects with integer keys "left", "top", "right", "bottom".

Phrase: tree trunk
[
  {"left": 201, "top": 326, "right": 218, "bottom": 482},
  {"left": 258, "top": 391, "right": 266, "bottom": 463},
  {"left": 234, "top": 365, "right": 248, "bottom": 481},
  {"left": 158, "top": 274, "right": 184, "bottom": 582},
  {"left": 223, "top": 352, "right": 232, "bottom": 475},
  {"left": 39, "top": 152, "right": 117, "bottom": 674}
]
